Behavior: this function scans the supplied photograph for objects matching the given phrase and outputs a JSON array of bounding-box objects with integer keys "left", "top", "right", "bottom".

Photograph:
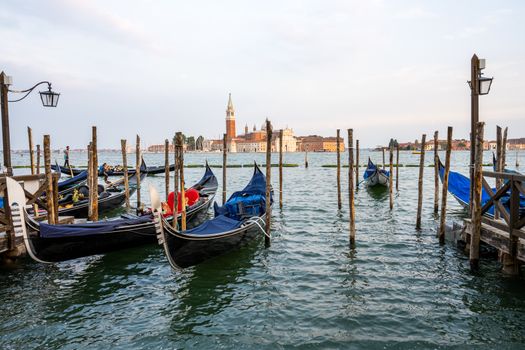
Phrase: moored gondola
[
  {"left": 151, "top": 163, "right": 272, "bottom": 270},
  {"left": 51, "top": 159, "right": 173, "bottom": 177},
  {"left": 363, "top": 158, "right": 389, "bottom": 187},
  {"left": 7, "top": 163, "right": 218, "bottom": 263}
]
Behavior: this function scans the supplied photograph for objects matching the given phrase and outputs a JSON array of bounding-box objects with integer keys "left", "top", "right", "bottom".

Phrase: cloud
[{"left": 393, "top": 7, "right": 437, "bottom": 20}]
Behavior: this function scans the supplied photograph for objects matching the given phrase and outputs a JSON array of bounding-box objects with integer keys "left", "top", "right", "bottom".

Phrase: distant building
[
  {"left": 296, "top": 135, "right": 344, "bottom": 152},
  {"left": 272, "top": 128, "right": 297, "bottom": 152},
  {"left": 147, "top": 144, "right": 175, "bottom": 153}
]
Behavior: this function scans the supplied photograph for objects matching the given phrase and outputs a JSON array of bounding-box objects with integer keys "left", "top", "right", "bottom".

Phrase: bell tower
[{"left": 225, "top": 93, "right": 236, "bottom": 140}]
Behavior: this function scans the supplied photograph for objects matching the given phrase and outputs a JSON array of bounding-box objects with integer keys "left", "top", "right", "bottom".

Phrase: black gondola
[
  {"left": 51, "top": 159, "right": 173, "bottom": 177},
  {"left": 7, "top": 164, "right": 218, "bottom": 263},
  {"left": 151, "top": 163, "right": 272, "bottom": 269}
]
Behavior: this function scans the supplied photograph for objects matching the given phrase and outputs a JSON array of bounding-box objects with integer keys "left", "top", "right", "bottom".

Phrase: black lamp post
[
  {"left": 0, "top": 71, "right": 60, "bottom": 175},
  {"left": 467, "top": 55, "right": 493, "bottom": 213}
]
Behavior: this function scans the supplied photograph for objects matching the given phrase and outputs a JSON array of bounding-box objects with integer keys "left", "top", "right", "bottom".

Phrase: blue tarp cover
[
  {"left": 40, "top": 215, "right": 153, "bottom": 238},
  {"left": 184, "top": 215, "right": 243, "bottom": 235},
  {"left": 364, "top": 158, "right": 389, "bottom": 179}
]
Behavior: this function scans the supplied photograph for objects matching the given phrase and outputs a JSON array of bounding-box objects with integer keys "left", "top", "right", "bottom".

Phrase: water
[{"left": 1, "top": 150, "right": 525, "bottom": 349}]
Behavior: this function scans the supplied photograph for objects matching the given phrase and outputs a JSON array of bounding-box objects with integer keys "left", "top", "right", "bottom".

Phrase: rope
[{"left": 245, "top": 216, "right": 270, "bottom": 239}]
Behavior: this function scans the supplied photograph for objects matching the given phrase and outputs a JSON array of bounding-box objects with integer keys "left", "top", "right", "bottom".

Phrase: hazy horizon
[{"left": 1, "top": 0, "right": 524, "bottom": 149}]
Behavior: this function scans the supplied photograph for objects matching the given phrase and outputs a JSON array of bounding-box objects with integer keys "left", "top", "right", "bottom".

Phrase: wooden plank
[{"left": 481, "top": 178, "right": 511, "bottom": 224}]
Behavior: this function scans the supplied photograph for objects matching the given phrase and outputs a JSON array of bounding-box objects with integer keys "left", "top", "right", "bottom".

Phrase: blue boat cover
[
  {"left": 438, "top": 162, "right": 525, "bottom": 216},
  {"left": 58, "top": 171, "right": 87, "bottom": 191},
  {"left": 39, "top": 215, "right": 153, "bottom": 238},
  {"left": 184, "top": 215, "right": 243, "bottom": 235},
  {"left": 364, "top": 158, "right": 390, "bottom": 180}
]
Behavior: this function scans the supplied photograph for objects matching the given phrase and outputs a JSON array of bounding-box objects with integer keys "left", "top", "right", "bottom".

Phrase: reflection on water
[{"left": 1, "top": 150, "right": 525, "bottom": 348}]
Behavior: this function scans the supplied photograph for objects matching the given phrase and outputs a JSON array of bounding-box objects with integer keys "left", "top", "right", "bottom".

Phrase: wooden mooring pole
[
  {"left": 87, "top": 143, "right": 93, "bottom": 220},
  {"left": 173, "top": 136, "right": 179, "bottom": 230},
  {"left": 395, "top": 142, "right": 399, "bottom": 191},
  {"left": 36, "top": 144, "right": 41, "bottom": 174},
  {"left": 121, "top": 139, "right": 130, "bottom": 211},
  {"left": 348, "top": 129, "right": 355, "bottom": 246},
  {"left": 305, "top": 147, "right": 309, "bottom": 168},
  {"left": 265, "top": 120, "right": 272, "bottom": 246},
  {"left": 91, "top": 126, "right": 98, "bottom": 221},
  {"left": 416, "top": 134, "right": 426, "bottom": 230},
  {"left": 382, "top": 148, "right": 385, "bottom": 169},
  {"left": 164, "top": 139, "right": 170, "bottom": 201},
  {"left": 470, "top": 121, "right": 485, "bottom": 271},
  {"left": 336, "top": 129, "right": 342, "bottom": 209},
  {"left": 279, "top": 129, "right": 283, "bottom": 209},
  {"left": 438, "top": 127, "right": 453, "bottom": 244},
  {"left": 176, "top": 132, "right": 187, "bottom": 230},
  {"left": 433, "top": 131, "right": 439, "bottom": 214},
  {"left": 356, "top": 139, "right": 360, "bottom": 186},
  {"left": 222, "top": 133, "right": 227, "bottom": 205},
  {"left": 43, "top": 135, "right": 55, "bottom": 224},
  {"left": 136, "top": 135, "right": 141, "bottom": 211},
  {"left": 502, "top": 127, "right": 508, "bottom": 170},
  {"left": 495, "top": 126, "right": 502, "bottom": 220},
  {"left": 389, "top": 142, "right": 394, "bottom": 210},
  {"left": 27, "top": 127, "right": 35, "bottom": 175}
]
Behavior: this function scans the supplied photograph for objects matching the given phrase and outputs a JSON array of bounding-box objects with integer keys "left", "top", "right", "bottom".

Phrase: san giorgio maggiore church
[{"left": 202, "top": 94, "right": 297, "bottom": 153}]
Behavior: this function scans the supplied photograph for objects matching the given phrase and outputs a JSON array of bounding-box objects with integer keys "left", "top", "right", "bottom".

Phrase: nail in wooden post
[
  {"left": 438, "top": 126, "right": 453, "bottom": 244},
  {"left": 36, "top": 144, "right": 41, "bottom": 174},
  {"left": 222, "top": 133, "right": 227, "bottom": 205},
  {"left": 121, "top": 139, "right": 130, "bottom": 210},
  {"left": 43, "top": 135, "right": 55, "bottom": 224},
  {"left": 279, "top": 129, "right": 283, "bottom": 209},
  {"left": 136, "top": 134, "right": 141, "bottom": 211},
  {"left": 265, "top": 120, "right": 272, "bottom": 246},
  {"left": 395, "top": 142, "right": 399, "bottom": 191},
  {"left": 348, "top": 129, "right": 355, "bottom": 246},
  {"left": 176, "top": 132, "right": 187, "bottom": 230},
  {"left": 416, "top": 134, "right": 426, "bottom": 229},
  {"left": 173, "top": 136, "right": 179, "bottom": 230},
  {"left": 91, "top": 126, "right": 98, "bottom": 221},
  {"left": 389, "top": 142, "right": 394, "bottom": 210},
  {"left": 164, "top": 139, "right": 170, "bottom": 201},
  {"left": 433, "top": 131, "right": 439, "bottom": 214},
  {"left": 470, "top": 122, "right": 485, "bottom": 271},
  {"left": 356, "top": 139, "right": 360, "bottom": 186},
  {"left": 336, "top": 129, "right": 342, "bottom": 209}
]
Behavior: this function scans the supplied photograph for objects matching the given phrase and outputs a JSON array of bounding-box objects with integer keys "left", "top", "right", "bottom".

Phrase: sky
[{"left": 1, "top": 0, "right": 524, "bottom": 149}]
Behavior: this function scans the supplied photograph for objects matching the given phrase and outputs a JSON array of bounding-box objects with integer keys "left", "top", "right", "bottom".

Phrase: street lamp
[
  {"left": 467, "top": 55, "right": 493, "bottom": 213},
  {"left": 0, "top": 71, "right": 60, "bottom": 175}
]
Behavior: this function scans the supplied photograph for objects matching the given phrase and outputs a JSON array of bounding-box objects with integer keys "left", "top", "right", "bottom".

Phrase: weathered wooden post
[
  {"left": 469, "top": 54, "right": 480, "bottom": 216},
  {"left": 87, "top": 143, "right": 94, "bottom": 220},
  {"left": 27, "top": 127, "right": 35, "bottom": 174},
  {"left": 265, "top": 120, "right": 272, "bottom": 246},
  {"left": 516, "top": 151, "right": 520, "bottom": 168},
  {"left": 36, "top": 144, "right": 41, "bottom": 174},
  {"left": 395, "top": 142, "right": 400, "bottom": 191},
  {"left": 43, "top": 135, "right": 55, "bottom": 224},
  {"left": 336, "top": 129, "right": 342, "bottom": 209},
  {"left": 438, "top": 127, "right": 453, "bottom": 244},
  {"left": 389, "top": 142, "right": 394, "bottom": 210},
  {"left": 495, "top": 126, "right": 502, "bottom": 220},
  {"left": 470, "top": 122, "right": 485, "bottom": 271},
  {"left": 136, "top": 134, "right": 141, "bottom": 211},
  {"left": 348, "top": 129, "right": 355, "bottom": 246},
  {"left": 356, "top": 139, "right": 360, "bottom": 186},
  {"left": 279, "top": 129, "right": 283, "bottom": 209},
  {"left": 222, "top": 133, "right": 227, "bottom": 205},
  {"left": 164, "top": 139, "right": 170, "bottom": 201},
  {"left": 172, "top": 136, "right": 179, "bottom": 230},
  {"left": 52, "top": 172, "right": 59, "bottom": 223},
  {"left": 91, "top": 126, "right": 98, "bottom": 221},
  {"left": 120, "top": 139, "right": 130, "bottom": 210},
  {"left": 416, "top": 134, "right": 426, "bottom": 229},
  {"left": 382, "top": 147, "right": 385, "bottom": 169},
  {"left": 305, "top": 147, "right": 309, "bottom": 168},
  {"left": 176, "top": 132, "right": 187, "bottom": 230},
  {"left": 433, "top": 131, "right": 439, "bottom": 214},
  {"left": 502, "top": 126, "right": 508, "bottom": 170}
]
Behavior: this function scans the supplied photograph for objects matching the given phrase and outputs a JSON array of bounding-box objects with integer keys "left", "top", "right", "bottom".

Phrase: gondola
[
  {"left": 363, "top": 158, "right": 389, "bottom": 187},
  {"left": 437, "top": 157, "right": 525, "bottom": 218},
  {"left": 151, "top": 163, "right": 272, "bottom": 270},
  {"left": 492, "top": 152, "right": 521, "bottom": 175},
  {"left": 51, "top": 159, "right": 172, "bottom": 177},
  {"left": 7, "top": 164, "right": 218, "bottom": 263},
  {"left": 56, "top": 168, "right": 88, "bottom": 197}
]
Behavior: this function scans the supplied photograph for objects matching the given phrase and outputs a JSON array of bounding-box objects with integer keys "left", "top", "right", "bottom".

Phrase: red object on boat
[{"left": 166, "top": 189, "right": 200, "bottom": 214}]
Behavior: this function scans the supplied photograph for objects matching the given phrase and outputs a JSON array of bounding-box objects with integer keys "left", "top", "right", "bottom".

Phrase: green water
[{"left": 1, "top": 150, "right": 525, "bottom": 349}]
